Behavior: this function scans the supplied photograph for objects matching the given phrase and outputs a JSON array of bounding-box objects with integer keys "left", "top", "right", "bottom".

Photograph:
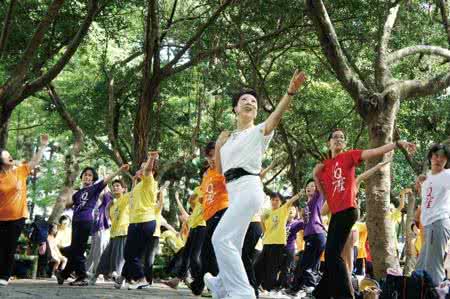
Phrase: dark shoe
[
  {"left": 69, "top": 278, "right": 88, "bottom": 286},
  {"left": 55, "top": 271, "right": 64, "bottom": 285}
]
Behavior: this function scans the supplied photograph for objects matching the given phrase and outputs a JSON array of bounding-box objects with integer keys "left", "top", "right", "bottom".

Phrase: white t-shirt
[
  {"left": 220, "top": 122, "right": 274, "bottom": 175},
  {"left": 421, "top": 169, "right": 450, "bottom": 226}
]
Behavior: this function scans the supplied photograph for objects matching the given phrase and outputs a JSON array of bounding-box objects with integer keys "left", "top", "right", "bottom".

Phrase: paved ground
[{"left": 0, "top": 279, "right": 202, "bottom": 299}]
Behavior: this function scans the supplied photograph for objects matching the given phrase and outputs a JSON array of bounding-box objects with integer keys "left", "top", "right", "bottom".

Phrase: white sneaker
[
  {"left": 111, "top": 271, "right": 119, "bottom": 281},
  {"left": 0, "top": 279, "right": 8, "bottom": 287},
  {"left": 267, "top": 290, "right": 290, "bottom": 298},
  {"left": 97, "top": 274, "right": 105, "bottom": 283},
  {"left": 203, "top": 273, "right": 227, "bottom": 299}
]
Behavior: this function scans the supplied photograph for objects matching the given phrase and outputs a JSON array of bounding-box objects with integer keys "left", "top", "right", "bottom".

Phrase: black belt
[{"left": 224, "top": 168, "right": 258, "bottom": 183}]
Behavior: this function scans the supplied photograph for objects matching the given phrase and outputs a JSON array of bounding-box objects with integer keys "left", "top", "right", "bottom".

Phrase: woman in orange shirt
[{"left": 0, "top": 134, "right": 48, "bottom": 286}]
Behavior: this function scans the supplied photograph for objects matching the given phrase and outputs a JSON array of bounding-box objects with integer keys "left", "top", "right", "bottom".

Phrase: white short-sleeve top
[{"left": 220, "top": 122, "right": 274, "bottom": 175}]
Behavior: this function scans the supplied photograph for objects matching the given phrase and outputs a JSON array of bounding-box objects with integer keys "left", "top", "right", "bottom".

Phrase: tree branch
[
  {"left": 396, "top": 71, "right": 450, "bottom": 99},
  {"left": 160, "top": 0, "right": 178, "bottom": 42},
  {"left": 163, "top": 24, "right": 297, "bottom": 77},
  {"left": 0, "top": 0, "right": 17, "bottom": 58},
  {"left": 20, "top": 0, "right": 104, "bottom": 102},
  {"left": 387, "top": 45, "right": 450, "bottom": 64},
  {"left": 305, "top": 0, "right": 369, "bottom": 106},
  {"left": 161, "top": 0, "right": 233, "bottom": 73},
  {"left": 0, "top": 0, "right": 65, "bottom": 102},
  {"left": 437, "top": 0, "right": 450, "bottom": 49},
  {"left": 376, "top": 4, "right": 400, "bottom": 89}
]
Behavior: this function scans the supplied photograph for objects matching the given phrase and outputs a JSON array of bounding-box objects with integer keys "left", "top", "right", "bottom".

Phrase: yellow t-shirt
[
  {"left": 355, "top": 222, "right": 368, "bottom": 259},
  {"left": 188, "top": 200, "right": 206, "bottom": 229},
  {"left": 0, "top": 164, "right": 31, "bottom": 221},
  {"left": 129, "top": 175, "right": 158, "bottom": 224},
  {"left": 154, "top": 207, "right": 162, "bottom": 237},
  {"left": 55, "top": 226, "right": 71, "bottom": 248},
  {"left": 109, "top": 193, "right": 130, "bottom": 238},
  {"left": 161, "top": 230, "right": 184, "bottom": 253},
  {"left": 262, "top": 204, "right": 289, "bottom": 245}
]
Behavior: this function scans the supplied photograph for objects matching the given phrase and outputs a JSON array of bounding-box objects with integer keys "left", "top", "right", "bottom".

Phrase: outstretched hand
[
  {"left": 287, "top": 70, "right": 307, "bottom": 95},
  {"left": 120, "top": 164, "right": 130, "bottom": 172}
]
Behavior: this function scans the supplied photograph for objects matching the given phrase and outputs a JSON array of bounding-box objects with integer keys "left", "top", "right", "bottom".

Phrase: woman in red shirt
[{"left": 313, "top": 129, "right": 415, "bottom": 299}]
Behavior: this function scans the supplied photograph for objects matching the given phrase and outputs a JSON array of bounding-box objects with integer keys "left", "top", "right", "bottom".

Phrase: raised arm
[
  {"left": 286, "top": 192, "right": 301, "bottom": 207},
  {"left": 156, "top": 181, "right": 170, "bottom": 212},
  {"left": 361, "top": 140, "right": 416, "bottom": 161},
  {"left": 264, "top": 70, "right": 306, "bottom": 136},
  {"left": 144, "top": 151, "right": 159, "bottom": 176},
  {"left": 104, "top": 164, "right": 129, "bottom": 185},
  {"left": 175, "top": 191, "right": 189, "bottom": 219},
  {"left": 215, "top": 131, "right": 230, "bottom": 174},
  {"left": 29, "top": 134, "right": 49, "bottom": 169},
  {"left": 356, "top": 160, "right": 391, "bottom": 188}
]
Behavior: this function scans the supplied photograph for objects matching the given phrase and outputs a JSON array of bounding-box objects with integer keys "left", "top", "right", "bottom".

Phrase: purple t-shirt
[
  {"left": 286, "top": 219, "right": 304, "bottom": 253},
  {"left": 92, "top": 191, "right": 113, "bottom": 233},
  {"left": 304, "top": 191, "right": 325, "bottom": 237},
  {"left": 72, "top": 180, "right": 106, "bottom": 222}
]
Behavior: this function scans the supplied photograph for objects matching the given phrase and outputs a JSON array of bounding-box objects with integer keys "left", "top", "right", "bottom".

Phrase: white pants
[
  {"left": 212, "top": 175, "right": 264, "bottom": 298},
  {"left": 86, "top": 229, "right": 110, "bottom": 274}
]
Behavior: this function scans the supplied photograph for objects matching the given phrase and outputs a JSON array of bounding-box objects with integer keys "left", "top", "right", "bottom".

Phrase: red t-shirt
[{"left": 320, "top": 150, "right": 363, "bottom": 214}]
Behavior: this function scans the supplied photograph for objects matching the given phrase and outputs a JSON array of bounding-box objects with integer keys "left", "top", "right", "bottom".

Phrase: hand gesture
[
  {"left": 397, "top": 141, "right": 417, "bottom": 155},
  {"left": 287, "top": 70, "right": 307, "bottom": 95},
  {"left": 148, "top": 151, "right": 159, "bottom": 160},
  {"left": 216, "top": 131, "right": 230, "bottom": 148},
  {"left": 40, "top": 134, "right": 49, "bottom": 146},
  {"left": 120, "top": 164, "right": 130, "bottom": 172}
]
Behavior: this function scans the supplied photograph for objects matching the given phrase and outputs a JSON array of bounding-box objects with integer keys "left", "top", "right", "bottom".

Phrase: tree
[
  {"left": 306, "top": 0, "right": 450, "bottom": 277},
  {"left": 0, "top": 0, "right": 107, "bottom": 147}
]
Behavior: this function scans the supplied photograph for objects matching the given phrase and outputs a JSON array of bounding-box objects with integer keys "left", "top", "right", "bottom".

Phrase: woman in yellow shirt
[
  {"left": 0, "top": 134, "right": 48, "bottom": 286},
  {"left": 164, "top": 188, "right": 206, "bottom": 289},
  {"left": 115, "top": 151, "right": 159, "bottom": 290},
  {"left": 254, "top": 192, "right": 300, "bottom": 295}
]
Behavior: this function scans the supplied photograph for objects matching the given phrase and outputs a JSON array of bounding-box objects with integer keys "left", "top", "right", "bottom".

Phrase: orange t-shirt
[
  {"left": 201, "top": 168, "right": 229, "bottom": 221},
  {"left": 0, "top": 164, "right": 31, "bottom": 221}
]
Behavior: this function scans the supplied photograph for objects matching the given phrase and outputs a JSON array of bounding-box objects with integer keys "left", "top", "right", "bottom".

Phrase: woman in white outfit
[{"left": 205, "top": 70, "right": 307, "bottom": 299}]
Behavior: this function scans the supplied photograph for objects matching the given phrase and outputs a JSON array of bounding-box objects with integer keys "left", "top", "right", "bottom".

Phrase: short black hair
[
  {"left": 427, "top": 143, "right": 450, "bottom": 169},
  {"left": 231, "top": 89, "right": 259, "bottom": 113},
  {"left": 0, "top": 148, "right": 5, "bottom": 166},
  {"left": 204, "top": 141, "right": 215, "bottom": 157},
  {"left": 328, "top": 128, "right": 346, "bottom": 141},
  {"left": 270, "top": 192, "right": 285, "bottom": 203},
  {"left": 112, "top": 179, "right": 126, "bottom": 188},
  {"left": 80, "top": 167, "right": 99, "bottom": 182},
  {"left": 304, "top": 178, "right": 315, "bottom": 189}
]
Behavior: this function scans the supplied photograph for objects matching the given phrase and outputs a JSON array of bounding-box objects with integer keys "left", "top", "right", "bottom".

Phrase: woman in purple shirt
[
  {"left": 56, "top": 164, "right": 128, "bottom": 286},
  {"left": 286, "top": 180, "right": 326, "bottom": 296}
]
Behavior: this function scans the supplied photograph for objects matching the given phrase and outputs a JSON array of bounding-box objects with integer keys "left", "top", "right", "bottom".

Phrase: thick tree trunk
[
  {"left": 0, "top": 104, "right": 13, "bottom": 147},
  {"left": 403, "top": 191, "right": 417, "bottom": 275},
  {"left": 365, "top": 98, "right": 400, "bottom": 278}
]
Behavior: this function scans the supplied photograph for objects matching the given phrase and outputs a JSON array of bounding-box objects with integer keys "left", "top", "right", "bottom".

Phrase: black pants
[
  {"left": 0, "top": 218, "right": 25, "bottom": 280},
  {"left": 121, "top": 220, "right": 156, "bottom": 281},
  {"left": 255, "top": 244, "right": 287, "bottom": 291},
  {"left": 314, "top": 208, "right": 358, "bottom": 299},
  {"left": 243, "top": 221, "right": 263, "bottom": 297},
  {"left": 166, "top": 248, "right": 184, "bottom": 276},
  {"left": 61, "top": 220, "right": 93, "bottom": 280},
  {"left": 190, "top": 208, "right": 227, "bottom": 295},
  {"left": 291, "top": 232, "right": 326, "bottom": 291},
  {"left": 177, "top": 226, "right": 206, "bottom": 281},
  {"left": 279, "top": 248, "right": 295, "bottom": 289},
  {"left": 144, "top": 236, "right": 159, "bottom": 284}
]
